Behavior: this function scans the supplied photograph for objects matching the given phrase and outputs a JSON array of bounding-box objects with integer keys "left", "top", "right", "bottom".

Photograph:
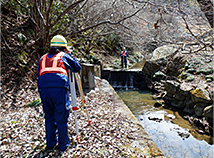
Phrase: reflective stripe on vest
[
  {"left": 121, "top": 51, "right": 127, "bottom": 56},
  {"left": 39, "top": 52, "right": 68, "bottom": 77}
]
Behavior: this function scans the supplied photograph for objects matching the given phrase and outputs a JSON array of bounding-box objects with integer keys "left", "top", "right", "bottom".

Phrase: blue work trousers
[
  {"left": 121, "top": 56, "right": 127, "bottom": 68},
  {"left": 39, "top": 88, "right": 71, "bottom": 151}
]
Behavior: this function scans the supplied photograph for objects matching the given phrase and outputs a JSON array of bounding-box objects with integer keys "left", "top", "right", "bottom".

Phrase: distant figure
[{"left": 120, "top": 47, "right": 128, "bottom": 70}]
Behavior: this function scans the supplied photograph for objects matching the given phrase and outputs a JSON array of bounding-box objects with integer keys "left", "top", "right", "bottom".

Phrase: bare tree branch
[
  {"left": 15, "top": 0, "right": 39, "bottom": 28},
  {"left": 75, "top": 0, "right": 88, "bottom": 15},
  {"left": 43, "top": 0, "right": 53, "bottom": 46},
  {"left": 70, "top": 5, "right": 145, "bottom": 36},
  {"left": 1, "top": 34, "right": 12, "bottom": 55},
  {"left": 177, "top": 0, "right": 207, "bottom": 48},
  {"left": 49, "top": 0, "right": 85, "bottom": 29},
  {"left": 197, "top": 0, "right": 214, "bottom": 28},
  {"left": 35, "top": 0, "right": 46, "bottom": 27}
]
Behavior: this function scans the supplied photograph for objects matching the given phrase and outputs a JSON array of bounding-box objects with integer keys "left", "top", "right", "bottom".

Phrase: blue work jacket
[{"left": 37, "top": 52, "right": 81, "bottom": 90}]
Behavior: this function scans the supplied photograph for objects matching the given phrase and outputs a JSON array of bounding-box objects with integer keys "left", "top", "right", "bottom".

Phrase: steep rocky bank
[{"left": 141, "top": 44, "right": 214, "bottom": 137}]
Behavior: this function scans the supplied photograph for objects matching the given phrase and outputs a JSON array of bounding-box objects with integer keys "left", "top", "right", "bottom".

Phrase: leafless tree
[
  {"left": 3, "top": 0, "right": 214, "bottom": 57},
  {"left": 14, "top": 0, "right": 85, "bottom": 53},
  {"left": 9, "top": 0, "right": 143, "bottom": 56},
  {"left": 122, "top": 0, "right": 214, "bottom": 57}
]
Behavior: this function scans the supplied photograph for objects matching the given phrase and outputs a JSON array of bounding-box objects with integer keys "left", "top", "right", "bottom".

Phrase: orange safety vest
[
  {"left": 121, "top": 51, "right": 127, "bottom": 56},
  {"left": 39, "top": 52, "right": 68, "bottom": 77}
]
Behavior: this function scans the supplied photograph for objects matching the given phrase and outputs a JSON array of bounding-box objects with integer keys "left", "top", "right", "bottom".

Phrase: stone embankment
[{"left": 141, "top": 44, "right": 214, "bottom": 136}]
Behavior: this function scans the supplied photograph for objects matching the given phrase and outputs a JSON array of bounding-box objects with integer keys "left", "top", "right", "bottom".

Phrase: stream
[{"left": 117, "top": 90, "right": 214, "bottom": 158}]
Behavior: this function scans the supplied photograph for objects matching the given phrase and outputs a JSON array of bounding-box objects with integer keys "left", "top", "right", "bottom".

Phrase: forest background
[
  {"left": 1, "top": 0, "right": 213, "bottom": 110},
  {"left": 1, "top": 0, "right": 213, "bottom": 94}
]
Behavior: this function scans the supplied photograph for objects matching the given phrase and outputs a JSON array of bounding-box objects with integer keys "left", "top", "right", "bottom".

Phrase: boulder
[
  {"left": 205, "top": 75, "right": 214, "bottom": 82},
  {"left": 142, "top": 60, "right": 160, "bottom": 74},
  {"left": 152, "top": 71, "right": 166, "bottom": 81},
  {"left": 162, "top": 80, "right": 213, "bottom": 117},
  {"left": 174, "top": 90, "right": 188, "bottom": 101},
  {"left": 151, "top": 44, "right": 179, "bottom": 61},
  {"left": 183, "top": 107, "right": 195, "bottom": 115},
  {"left": 163, "top": 80, "right": 192, "bottom": 109},
  {"left": 194, "top": 102, "right": 211, "bottom": 117},
  {"left": 164, "top": 80, "right": 180, "bottom": 95},
  {"left": 184, "top": 98, "right": 194, "bottom": 108},
  {"left": 171, "top": 99, "right": 185, "bottom": 108},
  {"left": 162, "top": 92, "right": 174, "bottom": 104},
  {"left": 185, "top": 75, "right": 195, "bottom": 82},
  {"left": 180, "top": 82, "right": 193, "bottom": 96},
  {"left": 174, "top": 83, "right": 192, "bottom": 103},
  {"left": 179, "top": 72, "right": 191, "bottom": 79},
  {"left": 197, "top": 81, "right": 208, "bottom": 90},
  {"left": 186, "top": 69, "right": 196, "bottom": 74},
  {"left": 196, "top": 68, "right": 213, "bottom": 75},
  {"left": 141, "top": 60, "right": 161, "bottom": 87},
  {"left": 203, "top": 105, "right": 213, "bottom": 118},
  {"left": 190, "top": 88, "right": 212, "bottom": 104}
]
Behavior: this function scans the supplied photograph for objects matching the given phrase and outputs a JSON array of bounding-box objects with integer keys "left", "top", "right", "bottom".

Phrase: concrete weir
[{"left": 101, "top": 68, "right": 147, "bottom": 89}]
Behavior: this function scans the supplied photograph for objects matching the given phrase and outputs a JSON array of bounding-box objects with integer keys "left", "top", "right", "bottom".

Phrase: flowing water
[{"left": 117, "top": 90, "right": 214, "bottom": 158}]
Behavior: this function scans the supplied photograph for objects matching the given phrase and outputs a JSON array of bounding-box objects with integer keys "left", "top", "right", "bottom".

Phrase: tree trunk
[
  {"left": 197, "top": 0, "right": 214, "bottom": 28},
  {"left": 30, "top": 0, "right": 46, "bottom": 54}
]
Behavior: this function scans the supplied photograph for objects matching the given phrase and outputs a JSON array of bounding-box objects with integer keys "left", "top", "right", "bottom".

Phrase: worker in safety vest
[
  {"left": 120, "top": 47, "right": 128, "bottom": 70},
  {"left": 37, "top": 35, "right": 81, "bottom": 154}
]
